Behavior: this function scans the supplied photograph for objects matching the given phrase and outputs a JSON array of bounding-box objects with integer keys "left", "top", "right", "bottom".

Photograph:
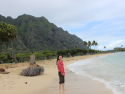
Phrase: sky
[{"left": 0, "top": 0, "right": 125, "bottom": 50}]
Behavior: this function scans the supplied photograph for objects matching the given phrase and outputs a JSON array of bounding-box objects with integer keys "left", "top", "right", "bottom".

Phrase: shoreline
[
  {"left": 0, "top": 53, "right": 113, "bottom": 94},
  {"left": 36, "top": 69, "right": 113, "bottom": 94},
  {"left": 34, "top": 53, "right": 113, "bottom": 94}
]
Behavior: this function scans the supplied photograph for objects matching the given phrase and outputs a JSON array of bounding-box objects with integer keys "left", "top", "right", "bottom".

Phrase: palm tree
[
  {"left": 92, "top": 40, "right": 95, "bottom": 49},
  {"left": 88, "top": 41, "right": 91, "bottom": 54},
  {"left": 92, "top": 40, "right": 95, "bottom": 46},
  {"left": 74, "top": 45, "right": 77, "bottom": 50},
  {"left": 83, "top": 41, "right": 88, "bottom": 55},
  {"left": 88, "top": 41, "right": 91, "bottom": 49},
  {"left": 83, "top": 41, "right": 87, "bottom": 47},
  {"left": 104, "top": 46, "right": 106, "bottom": 51},
  {"left": 95, "top": 42, "right": 98, "bottom": 49}
]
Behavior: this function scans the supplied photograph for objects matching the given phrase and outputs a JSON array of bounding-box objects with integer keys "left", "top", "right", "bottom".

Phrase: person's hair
[{"left": 57, "top": 55, "right": 62, "bottom": 62}]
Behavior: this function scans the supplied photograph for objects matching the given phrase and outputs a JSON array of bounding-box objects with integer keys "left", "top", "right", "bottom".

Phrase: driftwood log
[
  {"left": 20, "top": 55, "right": 44, "bottom": 76},
  {"left": 0, "top": 68, "right": 10, "bottom": 74},
  {"left": 1, "top": 72, "right": 10, "bottom": 74}
]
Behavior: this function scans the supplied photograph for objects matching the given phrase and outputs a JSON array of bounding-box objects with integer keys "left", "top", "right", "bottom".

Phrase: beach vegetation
[{"left": 57, "top": 48, "right": 98, "bottom": 57}]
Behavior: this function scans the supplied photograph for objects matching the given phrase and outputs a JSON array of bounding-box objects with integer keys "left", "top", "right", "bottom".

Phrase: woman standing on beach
[{"left": 57, "top": 55, "right": 65, "bottom": 91}]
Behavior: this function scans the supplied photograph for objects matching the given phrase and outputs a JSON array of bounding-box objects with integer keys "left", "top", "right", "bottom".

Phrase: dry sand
[{"left": 0, "top": 53, "right": 113, "bottom": 94}]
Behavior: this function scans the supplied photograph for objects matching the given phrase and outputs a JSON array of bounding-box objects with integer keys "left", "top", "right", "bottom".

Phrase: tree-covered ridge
[{"left": 0, "top": 14, "right": 87, "bottom": 53}]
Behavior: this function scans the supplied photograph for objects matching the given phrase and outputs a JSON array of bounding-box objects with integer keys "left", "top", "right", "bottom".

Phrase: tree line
[
  {"left": 57, "top": 49, "right": 99, "bottom": 57},
  {"left": 0, "top": 49, "right": 101, "bottom": 63},
  {"left": 0, "top": 50, "right": 57, "bottom": 63}
]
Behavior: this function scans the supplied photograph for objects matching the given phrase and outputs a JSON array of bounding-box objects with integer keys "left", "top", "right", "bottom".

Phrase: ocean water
[{"left": 67, "top": 52, "right": 125, "bottom": 94}]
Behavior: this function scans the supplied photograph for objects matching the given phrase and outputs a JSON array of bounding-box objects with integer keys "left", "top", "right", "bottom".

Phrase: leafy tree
[
  {"left": 16, "top": 53, "right": 25, "bottom": 62},
  {"left": 70, "top": 49, "right": 77, "bottom": 55},
  {"left": 0, "top": 54, "right": 7, "bottom": 61},
  {"left": 42, "top": 50, "right": 54, "bottom": 59},
  {"left": 0, "top": 22, "right": 18, "bottom": 63},
  {"left": 57, "top": 50, "right": 65, "bottom": 56}
]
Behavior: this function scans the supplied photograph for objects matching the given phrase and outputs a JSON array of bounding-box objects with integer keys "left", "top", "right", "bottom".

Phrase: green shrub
[
  {"left": 75, "top": 52, "right": 83, "bottom": 56},
  {"left": 0, "top": 54, "right": 7, "bottom": 61}
]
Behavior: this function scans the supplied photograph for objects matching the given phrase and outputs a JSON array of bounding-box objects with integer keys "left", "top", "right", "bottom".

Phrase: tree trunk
[
  {"left": 1, "top": 40, "right": 18, "bottom": 63},
  {"left": 0, "top": 37, "right": 18, "bottom": 63},
  {"left": 30, "top": 54, "right": 35, "bottom": 65},
  {"left": 10, "top": 41, "right": 18, "bottom": 63},
  {"left": 0, "top": 40, "right": 12, "bottom": 58},
  {"left": 90, "top": 46, "right": 92, "bottom": 54},
  {"left": 4, "top": 44, "right": 12, "bottom": 58}
]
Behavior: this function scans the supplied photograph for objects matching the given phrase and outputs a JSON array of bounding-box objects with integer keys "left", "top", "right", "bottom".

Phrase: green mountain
[{"left": 0, "top": 14, "right": 87, "bottom": 53}]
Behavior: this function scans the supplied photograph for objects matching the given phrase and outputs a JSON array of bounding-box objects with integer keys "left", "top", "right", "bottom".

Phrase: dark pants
[{"left": 58, "top": 72, "right": 65, "bottom": 84}]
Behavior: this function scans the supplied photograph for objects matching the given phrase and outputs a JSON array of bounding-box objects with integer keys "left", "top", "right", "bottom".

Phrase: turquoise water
[{"left": 67, "top": 52, "right": 125, "bottom": 94}]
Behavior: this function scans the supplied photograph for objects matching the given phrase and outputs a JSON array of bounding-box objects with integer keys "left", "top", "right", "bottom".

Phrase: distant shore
[{"left": 0, "top": 53, "right": 113, "bottom": 94}]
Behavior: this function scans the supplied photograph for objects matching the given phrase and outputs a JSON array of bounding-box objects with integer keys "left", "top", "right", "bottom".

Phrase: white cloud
[
  {"left": 73, "top": 16, "right": 125, "bottom": 51},
  {"left": 0, "top": 0, "right": 125, "bottom": 50},
  {"left": 97, "top": 40, "right": 125, "bottom": 50},
  {"left": 0, "top": 0, "right": 125, "bottom": 26},
  {"left": 107, "top": 40, "right": 125, "bottom": 48}
]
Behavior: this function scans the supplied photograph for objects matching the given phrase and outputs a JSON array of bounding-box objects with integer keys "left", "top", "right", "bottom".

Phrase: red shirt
[{"left": 57, "top": 60, "right": 65, "bottom": 75}]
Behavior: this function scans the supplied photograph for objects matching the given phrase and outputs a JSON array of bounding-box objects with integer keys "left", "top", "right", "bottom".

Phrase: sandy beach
[{"left": 0, "top": 53, "right": 113, "bottom": 94}]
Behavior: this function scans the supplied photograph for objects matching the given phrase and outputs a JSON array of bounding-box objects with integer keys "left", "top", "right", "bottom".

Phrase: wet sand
[{"left": 34, "top": 69, "right": 113, "bottom": 94}]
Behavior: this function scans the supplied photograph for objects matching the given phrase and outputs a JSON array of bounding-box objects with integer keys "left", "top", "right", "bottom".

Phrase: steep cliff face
[{"left": 0, "top": 14, "right": 87, "bottom": 53}]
